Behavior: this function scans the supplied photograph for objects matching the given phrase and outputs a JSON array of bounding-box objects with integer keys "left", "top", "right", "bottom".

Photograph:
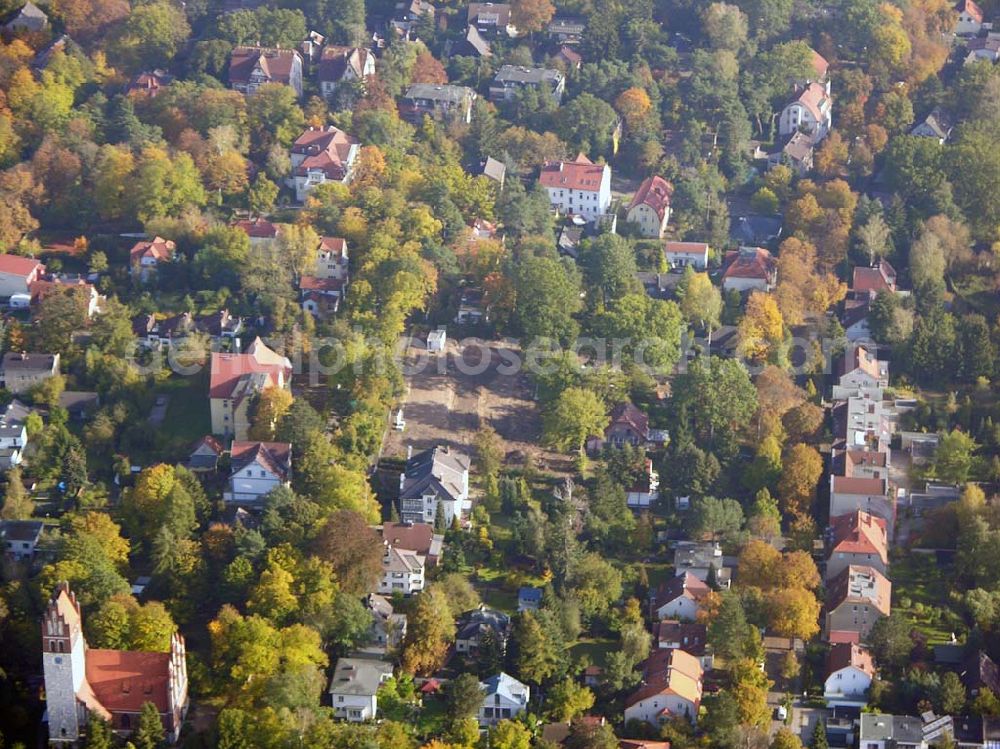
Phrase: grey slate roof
[
  {"left": 403, "top": 83, "right": 475, "bottom": 104},
  {"left": 493, "top": 64, "right": 563, "bottom": 86},
  {"left": 400, "top": 446, "right": 469, "bottom": 503},
  {"left": 328, "top": 657, "right": 394, "bottom": 696}
]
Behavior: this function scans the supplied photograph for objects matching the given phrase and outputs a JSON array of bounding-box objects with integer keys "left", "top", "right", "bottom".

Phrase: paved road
[{"left": 767, "top": 692, "right": 831, "bottom": 741}]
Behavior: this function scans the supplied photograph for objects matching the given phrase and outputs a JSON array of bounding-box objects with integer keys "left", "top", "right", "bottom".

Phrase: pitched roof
[
  {"left": 463, "top": 24, "right": 493, "bottom": 56},
  {"left": 722, "top": 246, "right": 776, "bottom": 281},
  {"left": 829, "top": 510, "right": 888, "bottom": 563},
  {"left": 468, "top": 1, "right": 512, "bottom": 25},
  {"left": 400, "top": 446, "right": 469, "bottom": 503},
  {"left": 607, "top": 401, "right": 649, "bottom": 438},
  {"left": 782, "top": 130, "right": 816, "bottom": 162},
  {"left": 328, "top": 657, "right": 393, "bottom": 696},
  {"left": 234, "top": 217, "right": 280, "bottom": 239},
  {"left": 292, "top": 125, "right": 358, "bottom": 181},
  {"left": 840, "top": 344, "right": 884, "bottom": 381},
  {"left": 130, "top": 236, "right": 175, "bottom": 264},
  {"left": 317, "top": 46, "right": 372, "bottom": 83},
  {"left": 625, "top": 648, "right": 703, "bottom": 710},
  {"left": 620, "top": 742, "right": 672, "bottom": 749},
  {"left": 127, "top": 70, "right": 173, "bottom": 97},
  {"left": 403, "top": 83, "right": 475, "bottom": 104},
  {"left": 556, "top": 45, "right": 582, "bottom": 66},
  {"left": 190, "top": 435, "right": 224, "bottom": 456},
  {"left": 844, "top": 449, "right": 887, "bottom": 471},
  {"left": 956, "top": 0, "right": 984, "bottom": 22},
  {"left": 653, "top": 619, "right": 707, "bottom": 655},
  {"left": 2, "top": 351, "right": 58, "bottom": 373},
  {"left": 627, "top": 176, "right": 673, "bottom": 222},
  {"left": 384, "top": 544, "right": 425, "bottom": 574},
  {"left": 0, "top": 519, "right": 43, "bottom": 542},
  {"left": 827, "top": 564, "right": 891, "bottom": 616},
  {"left": 0, "top": 254, "right": 43, "bottom": 277},
  {"left": 538, "top": 153, "right": 608, "bottom": 193},
  {"left": 961, "top": 650, "right": 1000, "bottom": 695},
  {"left": 653, "top": 572, "right": 710, "bottom": 611},
  {"left": 827, "top": 642, "right": 875, "bottom": 678},
  {"left": 230, "top": 441, "right": 292, "bottom": 480},
  {"left": 794, "top": 81, "right": 830, "bottom": 121},
  {"left": 810, "top": 48, "right": 829, "bottom": 79},
  {"left": 852, "top": 259, "right": 896, "bottom": 294},
  {"left": 380, "top": 522, "right": 440, "bottom": 557},
  {"left": 229, "top": 46, "right": 301, "bottom": 87},
  {"left": 318, "top": 236, "right": 347, "bottom": 257},
  {"left": 300, "top": 275, "right": 345, "bottom": 293},
  {"left": 831, "top": 475, "right": 887, "bottom": 496},
  {"left": 86, "top": 649, "right": 173, "bottom": 713},
  {"left": 208, "top": 338, "right": 291, "bottom": 399},
  {"left": 481, "top": 671, "right": 528, "bottom": 701},
  {"left": 664, "top": 241, "right": 709, "bottom": 257}
]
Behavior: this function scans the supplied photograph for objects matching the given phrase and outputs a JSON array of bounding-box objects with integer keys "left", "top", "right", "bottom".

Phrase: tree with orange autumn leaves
[{"left": 737, "top": 539, "right": 822, "bottom": 640}]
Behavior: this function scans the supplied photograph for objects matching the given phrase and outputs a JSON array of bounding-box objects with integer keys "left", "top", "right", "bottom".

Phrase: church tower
[{"left": 41, "top": 582, "right": 88, "bottom": 743}]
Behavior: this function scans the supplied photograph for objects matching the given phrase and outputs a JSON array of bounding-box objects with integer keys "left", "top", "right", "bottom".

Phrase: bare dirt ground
[{"left": 383, "top": 336, "right": 573, "bottom": 475}]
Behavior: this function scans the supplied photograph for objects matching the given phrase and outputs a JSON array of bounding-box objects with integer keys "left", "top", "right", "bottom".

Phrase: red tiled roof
[
  {"left": 0, "top": 254, "right": 44, "bottom": 277},
  {"left": 829, "top": 510, "right": 887, "bottom": 564},
  {"left": 796, "top": 81, "right": 829, "bottom": 121},
  {"left": 831, "top": 475, "right": 887, "bottom": 496},
  {"left": 234, "top": 217, "right": 280, "bottom": 239},
  {"left": 607, "top": 401, "right": 649, "bottom": 438},
  {"left": 190, "top": 435, "right": 224, "bottom": 456},
  {"left": 318, "top": 236, "right": 346, "bottom": 256},
  {"left": 827, "top": 564, "right": 891, "bottom": 616},
  {"left": 722, "top": 247, "right": 775, "bottom": 281},
  {"left": 828, "top": 630, "right": 861, "bottom": 644},
  {"left": 627, "top": 176, "right": 673, "bottom": 222},
  {"left": 852, "top": 259, "right": 896, "bottom": 294},
  {"left": 625, "top": 648, "right": 703, "bottom": 710},
  {"left": 381, "top": 522, "right": 437, "bottom": 557},
  {"left": 130, "top": 236, "right": 175, "bottom": 264},
  {"left": 208, "top": 339, "right": 290, "bottom": 399},
  {"left": 291, "top": 126, "right": 358, "bottom": 181},
  {"left": 557, "top": 45, "right": 581, "bottom": 65},
  {"left": 827, "top": 642, "right": 874, "bottom": 678},
  {"left": 840, "top": 345, "right": 883, "bottom": 381},
  {"left": 230, "top": 440, "right": 292, "bottom": 479},
  {"left": 299, "top": 275, "right": 344, "bottom": 293},
  {"left": 317, "top": 46, "right": 371, "bottom": 83},
  {"left": 86, "top": 649, "right": 172, "bottom": 714},
  {"left": 653, "top": 572, "right": 710, "bottom": 611},
  {"left": 810, "top": 48, "right": 829, "bottom": 79},
  {"left": 664, "top": 241, "right": 708, "bottom": 256},
  {"left": 654, "top": 619, "right": 707, "bottom": 655},
  {"left": 29, "top": 277, "right": 95, "bottom": 304},
  {"left": 538, "top": 153, "right": 607, "bottom": 192},
  {"left": 229, "top": 46, "right": 301, "bottom": 87}
]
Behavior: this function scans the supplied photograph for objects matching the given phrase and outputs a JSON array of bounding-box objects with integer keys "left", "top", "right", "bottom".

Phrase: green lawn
[
  {"left": 157, "top": 373, "right": 212, "bottom": 454},
  {"left": 570, "top": 637, "right": 618, "bottom": 669},
  {"left": 891, "top": 552, "right": 959, "bottom": 645}
]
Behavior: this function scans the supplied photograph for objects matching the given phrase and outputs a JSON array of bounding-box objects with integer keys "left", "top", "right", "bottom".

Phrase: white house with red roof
[
  {"left": 650, "top": 572, "right": 710, "bottom": 621},
  {"left": 129, "top": 236, "right": 176, "bottom": 282},
  {"left": 779, "top": 81, "right": 832, "bottom": 141},
  {"left": 663, "top": 241, "right": 709, "bottom": 270},
  {"left": 318, "top": 46, "right": 375, "bottom": 99},
  {"left": 0, "top": 254, "right": 44, "bottom": 298},
  {"left": 626, "top": 176, "right": 673, "bottom": 238},
  {"left": 223, "top": 440, "right": 292, "bottom": 504},
  {"left": 234, "top": 217, "right": 281, "bottom": 245},
  {"left": 624, "top": 648, "right": 703, "bottom": 727},
  {"left": 721, "top": 246, "right": 777, "bottom": 292},
  {"left": 824, "top": 642, "right": 875, "bottom": 707},
  {"left": 288, "top": 125, "right": 360, "bottom": 201},
  {"left": 228, "top": 46, "right": 303, "bottom": 98},
  {"left": 42, "top": 583, "right": 188, "bottom": 744},
  {"left": 538, "top": 153, "right": 612, "bottom": 222},
  {"left": 826, "top": 510, "right": 888, "bottom": 581},
  {"left": 955, "top": 0, "right": 984, "bottom": 35},
  {"left": 209, "top": 337, "right": 292, "bottom": 438}
]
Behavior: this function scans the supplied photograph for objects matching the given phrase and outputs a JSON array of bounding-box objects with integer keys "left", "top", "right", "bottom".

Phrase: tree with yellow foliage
[
  {"left": 774, "top": 237, "right": 846, "bottom": 326},
  {"left": 777, "top": 443, "right": 823, "bottom": 516},
  {"left": 738, "top": 291, "right": 784, "bottom": 363},
  {"left": 615, "top": 87, "right": 653, "bottom": 131}
]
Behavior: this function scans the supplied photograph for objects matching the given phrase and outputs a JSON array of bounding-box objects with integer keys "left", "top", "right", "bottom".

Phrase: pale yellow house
[{"left": 209, "top": 338, "right": 292, "bottom": 439}]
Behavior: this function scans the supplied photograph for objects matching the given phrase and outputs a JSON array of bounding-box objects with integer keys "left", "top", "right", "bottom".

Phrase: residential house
[
  {"left": 391, "top": 0, "right": 435, "bottom": 38},
  {"left": 32, "top": 34, "right": 81, "bottom": 72},
  {"left": 457, "top": 606, "right": 511, "bottom": 654},
  {"left": 721, "top": 246, "right": 777, "bottom": 293},
  {"left": 451, "top": 24, "right": 493, "bottom": 57},
  {"left": 196, "top": 309, "right": 244, "bottom": 344},
  {"left": 538, "top": 153, "right": 612, "bottom": 223},
  {"left": 626, "top": 459, "right": 660, "bottom": 509},
  {"left": 187, "top": 436, "right": 224, "bottom": 472},
  {"left": 547, "top": 17, "right": 585, "bottom": 44},
  {"left": 730, "top": 214, "right": 783, "bottom": 246},
  {"left": 379, "top": 543, "right": 425, "bottom": 595},
  {"left": 539, "top": 717, "right": 608, "bottom": 746},
  {"left": 379, "top": 522, "right": 443, "bottom": 566},
  {"left": 832, "top": 345, "right": 888, "bottom": 400},
  {"left": 234, "top": 217, "right": 281, "bottom": 245},
  {"left": 910, "top": 108, "right": 953, "bottom": 143},
  {"left": 327, "top": 657, "right": 393, "bottom": 722},
  {"left": 829, "top": 476, "right": 893, "bottom": 535},
  {"left": 663, "top": 241, "right": 709, "bottom": 270},
  {"left": 826, "top": 510, "right": 888, "bottom": 582},
  {"left": 398, "top": 446, "right": 471, "bottom": 526},
  {"left": 623, "top": 648, "right": 703, "bottom": 727},
  {"left": 129, "top": 237, "right": 176, "bottom": 282},
  {"left": 0, "top": 399, "right": 30, "bottom": 468},
  {"left": 427, "top": 329, "right": 446, "bottom": 353},
  {"left": 798, "top": 47, "right": 830, "bottom": 92},
  {"left": 43, "top": 583, "right": 188, "bottom": 744},
  {"left": 479, "top": 672, "right": 529, "bottom": 726},
  {"left": 835, "top": 395, "right": 892, "bottom": 453},
  {"left": 858, "top": 714, "right": 928, "bottom": 749},
  {"left": 30, "top": 276, "right": 102, "bottom": 319},
  {"left": 587, "top": 401, "right": 649, "bottom": 453},
  {"left": 399, "top": 83, "right": 477, "bottom": 124},
  {"left": 364, "top": 594, "right": 407, "bottom": 653},
  {"left": 317, "top": 46, "right": 375, "bottom": 99},
  {"left": 58, "top": 391, "right": 99, "bottom": 421},
  {"left": 314, "top": 236, "right": 349, "bottom": 281},
  {"left": 223, "top": 441, "right": 292, "bottom": 505},
  {"left": 1, "top": 352, "right": 59, "bottom": 394},
  {"left": 841, "top": 449, "right": 889, "bottom": 480},
  {"left": 228, "top": 47, "right": 304, "bottom": 98},
  {"left": 825, "top": 642, "right": 875, "bottom": 707},
  {"left": 518, "top": 587, "right": 542, "bottom": 612},
  {"left": 965, "top": 35, "right": 1000, "bottom": 64},
  {"left": 467, "top": 2, "right": 516, "bottom": 35},
  {"left": 650, "top": 572, "right": 710, "bottom": 621},
  {"left": 481, "top": 157, "right": 506, "bottom": 188},
  {"left": 3, "top": 1, "right": 47, "bottom": 32},
  {"left": 554, "top": 45, "right": 582, "bottom": 69},
  {"left": 209, "top": 337, "right": 292, "bottom": 438},
  {"left": 850, "top": 259, "right": 898, "bottom": 301},
  {"left": 455, "top": 287, "right": 489, "bottom": 325},
  {"left": 489, "top": 65, "right": 565, "bottom": 105},
  {"left": 826, "top": 564, "right": 891, "bottom": 642},
  {"left": 1, "top": 519, "right": 43, "bottom": 561},
  {"left": 955, "top": 0, "right": 985, "bottom": 35},
  {"left": 769, "top": 130, "right": 816, "bottom": 175},
  {"left": 126, "top": 70, "right": 173, "bottom": 98},
  {"left": 0, "top": 254, "right": 44, "bottom": 297},
  {"left": 288, "top": 125, "right": 360, "bottom": 201},
  {"left": 653, "top": 620, "right": 712, "bottom": 669},
  {"left": 778, "top": 81, "right": 832, "bottom": 141},
  {"left": 843, "top": 299, "right": 874, "bottom": 342},
  {"left": 626, "top": 176, "right": 673, "bottom": 238},
  {"left": 673, "top": 541, "right": 732, "bottom": 588},
  {"left": 960, "top": 651, "right": 1000, "bottom": 699},
  {"left": 300, "top": 275, "right": 346, "bottom": 317}
]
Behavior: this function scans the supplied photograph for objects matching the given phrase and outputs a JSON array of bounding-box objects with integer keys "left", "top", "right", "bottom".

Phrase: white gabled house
[
  {"left": 398, "top": 446, "right": 470, "bottom": 526},
  {"left": 328, "top": 657, "right": 394, "bottom": 721},
  {"left": 824, "top": 642, "right": 874, "bottom": 707},
  {"left": 479, "top": 672, "right": 529, "bottom": 726},
  {"left": 538, "top": 153, "right": 612, "bottom": 223},
  {"left": 778, "top": 82, "right": 832, "bottom": 141},
  {"left": 223, "top": 441, "right": 292, "bottom": 505},
  {"left": 378, "top": 544, "right": 425, "bottom": 595}
]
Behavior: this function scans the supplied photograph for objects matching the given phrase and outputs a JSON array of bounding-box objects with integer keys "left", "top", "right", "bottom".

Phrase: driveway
[
  {"left": 767, "top": 691, "right": 831, "bottom": 741},
  {"left": 148, "top": 395, "right": 169, "bottom": 426}
]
